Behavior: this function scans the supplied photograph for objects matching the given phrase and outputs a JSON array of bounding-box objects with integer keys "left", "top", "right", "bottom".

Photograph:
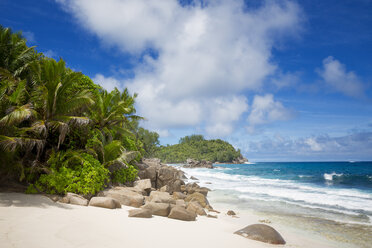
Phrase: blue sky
[{"left": 1, "top": 0, "right": 372, "bottom": 161}]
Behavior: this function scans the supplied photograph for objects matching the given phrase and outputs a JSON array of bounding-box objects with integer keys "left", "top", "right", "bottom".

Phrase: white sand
[{"left": 0, "top": 193, "right": 341, "bottom": 248}]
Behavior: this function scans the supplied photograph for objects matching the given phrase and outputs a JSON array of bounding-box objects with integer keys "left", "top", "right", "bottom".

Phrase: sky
[{"left": 1, "top": 0, "right": 372, "bottom": 161}]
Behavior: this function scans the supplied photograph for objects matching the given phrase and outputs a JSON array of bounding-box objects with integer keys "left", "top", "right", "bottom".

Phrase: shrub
[
  {"left": 33, "top": 151, "right": 109, "bottom": 195},
  {"left": 111, "top": 164, "right": 138, "bottom": 184}
]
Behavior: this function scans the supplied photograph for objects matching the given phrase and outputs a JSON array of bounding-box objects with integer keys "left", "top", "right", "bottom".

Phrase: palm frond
[
  {"left": 0, "top": 103, "right": 35, "bottom": 126},
  {"left": 0, "top": 135, "right": 45, "bottom": 156}
]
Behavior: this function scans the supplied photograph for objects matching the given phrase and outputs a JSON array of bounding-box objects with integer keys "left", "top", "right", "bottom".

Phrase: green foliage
[
  {"left": 156, "top": 135, "right": 242, "bottom": 163},
  {"left": 34, "top": 151, "right": 109, "bottom": 195},
  {"left": 136, "top": 127, "right": 160, "bottom": 157},
  {"left": 179, "top": 135, "right": 205, "bottom": 144},
  {"left": 0, "top": 26, "right": 145, "bottom": 193},
  {"left": 111, "top": 164, "right": 138, "bottom": 184}
]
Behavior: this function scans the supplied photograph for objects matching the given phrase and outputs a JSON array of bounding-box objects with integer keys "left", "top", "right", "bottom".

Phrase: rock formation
[
  {"left": 234, "top": 224, "right": 286, "bottom": 245},
  {"left": 136, "top": 158, "right": 186, "bottom": 193},
  {"left": 183, "top": 158, "right": 214, "bottom": 169},
  {"left": 88, "top": 197, "right": 121, "bottom": 209},
  {"left": 232, "top": 155, "right": 249, "bottom": 164}
]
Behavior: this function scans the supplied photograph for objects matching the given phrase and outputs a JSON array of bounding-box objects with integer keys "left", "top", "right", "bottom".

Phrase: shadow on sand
[{"left": 0, "top": 192, "right": 73, "bottom": 209}]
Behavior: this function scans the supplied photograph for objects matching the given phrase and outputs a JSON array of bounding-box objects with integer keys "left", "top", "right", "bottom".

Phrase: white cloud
[
  {"left": 318, "top": 56, "right": 365, "bottom": 97},
  {"left": 243, "top": 132, "right": 372, "bottom": 161},
  {"left": 270, "top": 71, "right": 300, "bottom": 89},
  {"left": 23, "top": 31, "right": 35, "bottom": 43},
  {"left": 92, "top": 74, "right": 122, "bottom": 91},
  {"left": 43, "top": 50, "right": 57, "bottom": 59},
  {"left": 247, "top": 94, "right": 293, "bottom": 132},
  {"left": 57, "top": 0, "right": 302, "bottom": 136},
  {"left": 304, "top": 137, "right": 322, "bottom": 151},
  {"left": 205, "top": 96, "right": 248, "bottom": 137}
]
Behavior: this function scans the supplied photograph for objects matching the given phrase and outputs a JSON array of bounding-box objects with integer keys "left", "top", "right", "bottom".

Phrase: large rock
[
  {"left": 183, "top": 159, "right": 213, "bottom": 169},
  {"left": 157, "top": 167, "right": 185, "bottom": 193},
  {"left": 141, "top": 202, "right": 170, "bottom": 217},
  {"left": 88, "top": 197, "right": 121, "bottom": 209},
  {"left": 232, "top": 155, "right": 249, "bottom": 164},
  {"left": 186, "top": 201, "right": 206, "bottom": 216},
  {"left": 64, "top": 193, "right": 88, "bottom": 206},
  {"left": 134, "top": 179, "right": 152, "bottom": 194},
  {"left": 148, "top": 191, "right": 175, "bottom": 204},
  {"left": 98, "top": 187, "right": 144, "bottom": 208},
  {"left": 181, "top": 183, "right": 210, "bottom": 196},
  {"left": 185, "top": 192, "right": 209, "bottom": 208},
  {"left": 160, "top": 185, "right": 170, "bottom": 192},
  {"left": 234, "top": 224, "right": 286, "bottom": 245},
  {"left": 172, "top": 192, "right": 187, "bottom": 200},
  {"left": 168, "top": 206, "right": 196, "bottom": 221},
  {"left": 175, "top": 199, "right": 186, "bottom": 208},
  {"left": 227, "top": 210, "right": 236, "bottom": 216},
  {"left": 128, "top": 208, "right": 152, "bottom": 218},
  {"left": 136, "top": 158, "right": 186, "bottom": 192}
]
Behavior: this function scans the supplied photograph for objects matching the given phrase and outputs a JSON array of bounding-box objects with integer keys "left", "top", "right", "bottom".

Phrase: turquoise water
[{"left": 177, "top": 161, "right": 372, "bottom": 247}]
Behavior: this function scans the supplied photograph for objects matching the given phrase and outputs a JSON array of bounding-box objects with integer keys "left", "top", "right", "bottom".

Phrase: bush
[
  {"left": 111, "top": 164, "right": 138, "bottom": 184},
  {"left": 33, "top": 151, "right": 109, "bottom": 195}
]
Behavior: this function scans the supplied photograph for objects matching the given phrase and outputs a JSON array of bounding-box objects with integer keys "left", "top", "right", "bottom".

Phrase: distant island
[{"left": 154, "top": 135, "right": 248, "bottom": 164}]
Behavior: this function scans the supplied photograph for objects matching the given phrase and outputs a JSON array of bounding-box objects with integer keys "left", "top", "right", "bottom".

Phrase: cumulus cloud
[
  {"left": 304, "top": 137, "right": 322, "bottom": 151},
  {"left": 247, "top": 94, "right": 294, "bottom": 133},
  {"left": 318, "top": 56, "right": 365, "bottom": 98},
  {"left": 243, "top": 132, "right": 372, "bottom": 161},
  {"left": 205, "top": 96, "right": 249, "bottom": 137},
  {"left": 43, "top": 50, "right": 57, "bottom": 59},
  {"left": 92, "top": 74, "right": 123, "bottom": 92},
  {"left": 57, "top": 0, "right": 302, "bottom": 136}
]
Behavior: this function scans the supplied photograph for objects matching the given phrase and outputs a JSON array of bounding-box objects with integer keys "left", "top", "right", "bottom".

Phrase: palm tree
[
  {"left": 85, "top": 129, "right": 139, "bottom": 173},
  {"left": 30, "top": 58, "right": 95, "bottom": 148},
  {"left": 0, "top": 58, "right": 94, "bottom": 180}
]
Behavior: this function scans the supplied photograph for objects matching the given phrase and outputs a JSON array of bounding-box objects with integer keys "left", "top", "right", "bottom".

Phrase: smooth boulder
[
  {"left": 141, "top": 202, "right": 170, "bottom": 217},
  {"left": 98, "top": 187, "right": 144, "bottom": 208},
  {"left": 64, "top": 193, "right": 88, "bottom": 206},
  {"left": 227, "top": 210, "right": 236, "bottom": 216},
  {"left": 168, "top": 206, "right": 196, "bottom": 221},
  {"left": 89, "top": 197, "right": 121, "bottom": 209},
  {"left": 185, "top": 192, "right": 209, "bottom": 208},
  {"left": 148, "top": 191, "right": 175, "bottom": 204},
  {"left": 234, "top": 224, "right": 286, "bottom": 245},
  {"left": 172, "top": 192, "right": 187, "bottom": 200},
  {"left": 175, "top": 199, "right": 186, "bottom": 208},
  {"left": 186, "top": 201, "right": 206, "bottom": 216},
  {"left": 134, "top": 179, "right": 152, "bottom": 194},
  {"left": 128, "top": 208, "right": 152, "bottom": 218}
]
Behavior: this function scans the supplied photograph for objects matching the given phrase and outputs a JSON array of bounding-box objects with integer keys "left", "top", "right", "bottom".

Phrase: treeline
[
  {"left": 0, "top": 26, "right": 153, "bottom": 195},
  {"left": 155, "top": 135, "right": 242, "bottom": 163}
]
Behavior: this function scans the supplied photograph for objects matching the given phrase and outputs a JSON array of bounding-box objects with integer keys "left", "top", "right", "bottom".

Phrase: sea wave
[
  {"left": 324, "top": 172, "right": 343, "bottom": 181},
  {"left": 182, "top": 167, "right": 372, "bottom": 221}
]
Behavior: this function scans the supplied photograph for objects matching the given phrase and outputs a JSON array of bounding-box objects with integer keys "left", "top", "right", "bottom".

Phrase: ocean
[{"left": 174, "top": 161, "right": 372, "bottom": 247}]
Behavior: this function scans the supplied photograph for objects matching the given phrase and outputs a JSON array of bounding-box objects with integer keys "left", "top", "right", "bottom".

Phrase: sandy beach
[{"left": 0, "top": 193, "right": 343, "bottom": 248}]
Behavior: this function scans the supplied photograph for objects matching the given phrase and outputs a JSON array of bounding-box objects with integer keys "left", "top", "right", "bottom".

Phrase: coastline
[
  {"left": 179, "top": 163, "right": 372, "bottom": 248},
  {"left": 0, "top": 192, "right": 340, "bottom": 248},
  {"left": 0, "top": 161, "right": 369, "bottom": 248}
]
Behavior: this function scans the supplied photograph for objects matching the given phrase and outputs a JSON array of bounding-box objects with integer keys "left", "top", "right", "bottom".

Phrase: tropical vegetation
[
  {"left": 0, "top": 25, "right": 245, "bottom": 195},
  {"left": 0, "top": 25, "right": 147, "bottom": 195},
  {"left": 155, "top": 135, "right": 243, "bottom": 163}
]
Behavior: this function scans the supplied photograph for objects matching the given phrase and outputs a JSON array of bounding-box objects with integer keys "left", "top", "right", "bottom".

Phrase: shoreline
[
  {"left": 179, "top": 164, "right": 371, "bottom": 248},
  {"left": 0, "top": 161, "right": 369, "bottom": 248},
  {"left": 0, "top": 192, "right": 341, "bottom": 248}
]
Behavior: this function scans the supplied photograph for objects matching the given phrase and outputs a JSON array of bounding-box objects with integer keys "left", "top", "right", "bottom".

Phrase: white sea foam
[
  {"left": 181, "top": 167, "right": 372, "bottom": 222},
  {"left": 298, "top": 175, "right": 312, "bottom": 178},
  {"left": 324, "top": 172, "right": 343, "bottom": 181},
  {"left": 244, "top": 162, "right": 256, "bottom": 164}
]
